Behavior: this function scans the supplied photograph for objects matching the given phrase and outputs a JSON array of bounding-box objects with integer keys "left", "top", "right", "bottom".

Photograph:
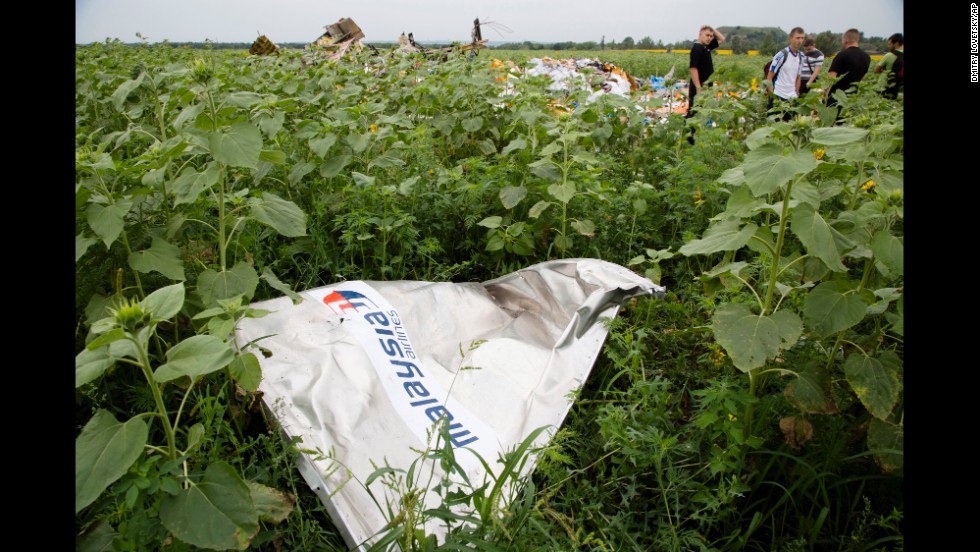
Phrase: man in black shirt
[
  {"left": 826, "top": 28, "right": 871, "bottom": 112},
  {"left": 687, "top": 24, "right": 726, "bottom": 119},
  {"left": 686, "top": 25, "right": 725, "bottom": 144}
]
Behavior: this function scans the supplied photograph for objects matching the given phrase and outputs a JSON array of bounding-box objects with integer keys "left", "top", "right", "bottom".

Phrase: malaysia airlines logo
[
  {"left": 311, "top": 282, "right": 491, "bottom": 451},
  {"left": 322, "top": 290, "right": 379, "bottom": 315}
]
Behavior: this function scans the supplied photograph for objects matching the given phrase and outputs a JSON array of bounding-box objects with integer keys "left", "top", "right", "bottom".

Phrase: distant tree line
[
  {"left": 82, "top": 27, "right": 893, "bottom": 56},
  {"left": 487, "top": 27, "right": 890, "bottom": 56}
]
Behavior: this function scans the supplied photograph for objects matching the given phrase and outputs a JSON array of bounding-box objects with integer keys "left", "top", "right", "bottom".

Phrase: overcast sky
[{"left": 76, "top": 0, "right": 904, "bottom": 45}]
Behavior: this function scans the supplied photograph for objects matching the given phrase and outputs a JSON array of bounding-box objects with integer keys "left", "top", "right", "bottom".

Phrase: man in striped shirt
[{"left": 800, "top": 38, "right": 824, "bottom": 95}]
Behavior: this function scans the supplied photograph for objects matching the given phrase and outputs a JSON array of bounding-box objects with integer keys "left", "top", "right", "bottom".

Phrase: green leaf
[
  {"left": 76, "top": 347, "right": 115, "bottom": 388},
  {"left": 716, "top": 166, "right": 746, "bottom": 186},
  {"left": 870, "top": 231, "right": 903, "bottom": 277},
  {"left": 539, "top": 142, "right": 562, "bottom": 157},
  {"left": 320, "top": 154, "right": 352, "bottom": 178},
  {"left": 368, "top": 154, "right": 406, "bottom": 171},
  {"left": 789, "top": 179, "right": 821, "bottom": 209},
  {"left": 142, "top": 283, "right": 186, "bottom": 321},
  {"left": 76, "top": 410, "right": 149, "bottom": 513},
  {"left": 867, "top": 417, "right": 904, "bottom": 473},
  {"left": 803, "top": 280, "right": 867, "bottom": 338},
  {"left": 224, "top": 91, "right": 264, "bottom": 108},
  {"left": 711, "top": 303, "right": 802, "bottom": 372},
  {"left": 885, "top": 294, "right": 904, "bottom": 336},
  {"left": 553, "top": 233, "right": 572, "bottom": 251},
  {"left": 875, "top": 169, "right": 903, "bottom": 195},
  {"left": 159, "top": 461, "right": 258, "bottom": 551},
  {"left": 209, "top": 122, "right": 263, "bottom": 169},
  {"left": 230, "top": 352, "right": 263, "bottom": 392},
  {"left": 256, "top": 110, "right": 285, "bottom": 138},
  {"left": 745, "top": 126, "right": 776, "bottom": 149},
  {"left": 742, "top": 145, "right": 818, "bottom": 197},
  {"left": 345, "top": 132, "right": 370, "bottom": 154},
  {"left": 843, "top": 351, "right": 900, "bottom": 420},
  {"left": 352, "top": 172, "right": 376, "bottom": 187},
  {"left": 173, "top": 102, "right": 205, "bottom": 130},
  {"left": 547, "top": 183, "right": 576, "bottom": 204},
  {"left": 477, "top": 216, "right": 502, "bottom": 229},
  {"left": 589, "top": 121, "right": 617, "bottom": 145},
  {"left": 154, "top": 335, "right": 235, "bottom": 382},
  {"left": 171, "top": 164, "right": 221, "bottom": 206},
  {"left": 288, "top": 161, "right": 316, "bottom": 185},
  {"left": 529, "top": 162, "right": 560, "bottom": 181},
  {"left": 461, "top": 116, "right": 484, "bottom": 132},
  {"left": 783, "top": 361, "right": 838, "bottom": 414},
  {"left": 77, "top": 234, "right": 97, "bottom": 262},
  {"left": 791, "top": 203, "right": 848, "bottom": 272},
  {"left": 528, "top": 200, "right": 552, "bottom": 218},
  {"left": 486, "top": 233, "right": 505, "bottom": 251},
  {"left": 249, "top": 192, "right": 307, "bottom": 237},
  {"left": 499, "top": 186, "right": 526, "bottom": 209},
  {"left": 111, "top": 73, "right": 145, "bottom": 111},
  {"left": 186, "top": 423, "right": 205, "bottom": 456},
  {"left": 76, "top": 519, "right": 117, "bottom": 552},
  {"left": 87, "top": 199, "right": 134, "bottom": 248},
  {"left": 477, "top": 139, "right": 497, "bottom": 155},
  {"left": 259, "top": 149, "right": 286, "bottom": 164},
  {"left": 128, "top": 237, "right": 186, "bottom": 281},
  {"left": 809, "top": 126, "right": 870, "bottom": 145},
  {"left": 501, "top": 138, "right": 526, "bottom": 156},
  {"left": 197, "top": 262, "right": 260, "bottom": 307},
  {"left": 260, "top": 267, "right": 303, "bottom": 303},
  {"left": 571, "top": 219, "right": 595, "bottom": 236},
  {"left": 142, "top": 166, "right": 167, "bottom": 187},
  {"left": 572, "top": 151, "right": 598, "bottom": 166},
  {"left": 771, "top": 309, "right": 804, "bottom": 351},
  {"left": 713, "top": 186, "right": 763, "bottom": 220},
  {"left": 814, "top": 104, "right": 838, "bottom": 126},
  {"left": 309, "top": 134, "right": 337, "bottom": 158},
  {"left": 86, "top": 327, "right": 127, "bottom": 351},
  {"left": 248, "top": 481, "right": 295, "bottom": 523},
  {"left": 679, "top": 219, "right": 758, "bottom": 256},
  {"left": 207, "top": 316, "right": 238, "bottom": 340}
]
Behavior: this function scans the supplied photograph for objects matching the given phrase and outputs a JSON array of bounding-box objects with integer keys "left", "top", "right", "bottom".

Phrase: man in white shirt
[{"left": 764, "top": 27, "right": 805, "bottom": 120}]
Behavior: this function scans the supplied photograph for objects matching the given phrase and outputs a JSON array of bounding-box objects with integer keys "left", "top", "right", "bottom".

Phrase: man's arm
[
  {"left": 826, "top": 54, "right": 842, "bottom": 79},
  {"left": 689, "top": 67, "right": 701, "bottom": 91},
  {"left": 874, "top": 53, "right": 891, "bottom": 74},
  {"left": 713, "top": 28, "right": 725, "bottom": 44}
]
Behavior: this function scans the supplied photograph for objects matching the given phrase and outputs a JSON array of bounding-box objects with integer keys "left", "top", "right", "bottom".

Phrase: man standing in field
[
  {"left": 686, "top": 24, "right": 725, "bottom": 143},
  {"left": 873, "top": 32, "right": 904, "bottom": 99},
  {"left": 763, "top": 27, "right": 806, "bottom": 120},
  {"left": 825, "top": 28, "right": 871, "bottom": 113},
  {"left": 799, "top": 37, "right": 825, "bottom": 95}
]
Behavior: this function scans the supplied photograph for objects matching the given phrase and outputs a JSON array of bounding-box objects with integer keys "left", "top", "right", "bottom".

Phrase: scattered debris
[
  {"left": 248, "top": 34, "right": 279, "bottom": 56},
  {"left": 314, "top": 17, "right": 364, "bottom": 48},
  {"left": 397, "top": 32, "right": 420, "bottom": 53},
  {"left": 307, "top": 17, "right": 365, "bottom": 60},
  {"left": 519, "top": 57, "right": 642, "bottom": 100}
]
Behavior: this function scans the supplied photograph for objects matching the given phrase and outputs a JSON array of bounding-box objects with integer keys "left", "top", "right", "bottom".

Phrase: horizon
[{"left": 76, "top": 0, "right": 903, "bottom": 46}]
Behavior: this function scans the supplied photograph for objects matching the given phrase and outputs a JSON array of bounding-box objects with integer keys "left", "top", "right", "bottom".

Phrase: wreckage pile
[
  {"left": 248, "top": 35, "right": 279, "bottom": 56},
  {"left": 248, "top": 17, "right": 728, "bottom": 121}
]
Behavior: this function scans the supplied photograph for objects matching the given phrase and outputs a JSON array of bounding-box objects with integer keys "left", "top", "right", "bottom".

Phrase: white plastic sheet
[{"left": 234, "top": 258, "right": 665, "bottom": 548}]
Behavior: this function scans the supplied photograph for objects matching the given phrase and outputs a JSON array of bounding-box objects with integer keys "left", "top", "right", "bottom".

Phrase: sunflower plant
[{"left": 679, "top": 108, "right": 903, "bottom": 473}]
